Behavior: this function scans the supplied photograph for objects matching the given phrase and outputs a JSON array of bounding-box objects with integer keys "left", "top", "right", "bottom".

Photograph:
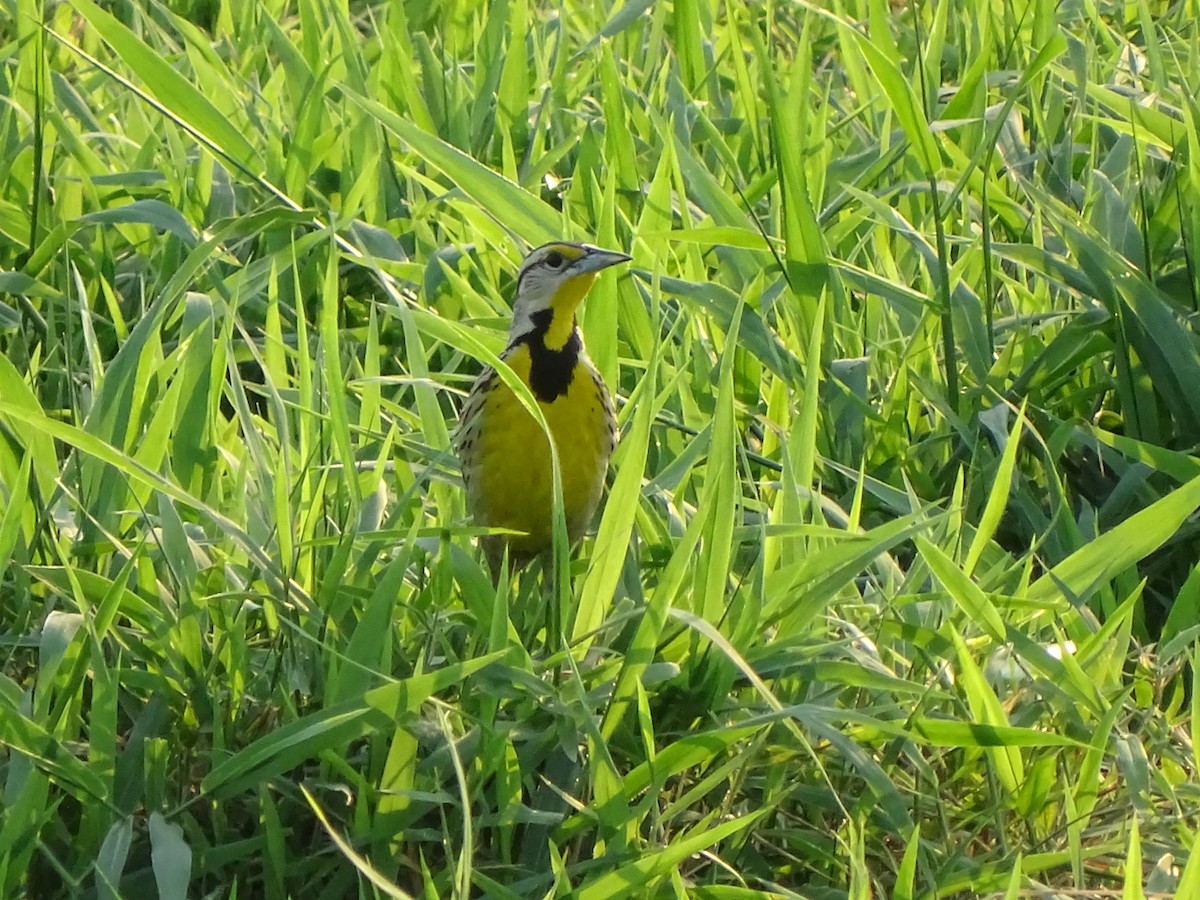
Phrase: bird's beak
[{"left": 572, "top": 246, "right": 633, "bottom": 274}]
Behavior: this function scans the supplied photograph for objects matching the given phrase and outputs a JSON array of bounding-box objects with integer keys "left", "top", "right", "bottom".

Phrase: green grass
[{"left": 3, "top": 0, "right": 1200, "bottom": 896}]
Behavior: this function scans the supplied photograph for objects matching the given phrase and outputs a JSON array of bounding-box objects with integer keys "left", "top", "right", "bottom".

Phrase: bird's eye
[{"left": 544, "top": 250, "right": 565, "bottom": 269}]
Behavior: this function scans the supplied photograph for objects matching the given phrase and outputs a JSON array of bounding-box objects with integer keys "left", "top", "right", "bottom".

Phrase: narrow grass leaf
[
  {"left": 575, "top": 344, "right": 658, "bottom": 641},
  {"left": 950, "top": 626, "right": 1025, "bottom": 799},
  {"left": 693, "top": 300, "right": 741, "bottom": 622},
  {"left": 0, "top": 352, "right": 61, "bottom": 500},
  {"left": 0, "top": 451, "right": 33, "bottom": 574},
  {"left": 909, "top": 720, "right": 1083, "bottom": 748},
  {"left": 1123, "top": 815, "right": 1144, "bottom": 900},
  {"left": 641, "top": 226, "right": 773, "bottom": 250},
  {"left": 301, "top": 786, "right": 413, "bottom": 899},
  {"left": 201, "top": 653, "right": 505, "bottom": 797},
  {"left": 319, "top": 248, "right": 359, "bottom": 505},
  {"left": 965, "top": 402, "right": 1026, "bottom": 575},
  {"left": 1004, "top": 855, "right": 1023, "bottom": 899},
  {"left": 575, "top": 809, "right": 767, "bottom": 900},
  {"left": 654, "top": 274, "right": 800, "bottom": 382},
  {"left": 757, "top": 19, "right": 827, "bottom": 300},
  {"left": 61, "top": 0, "right": 260, "bottom": 171},
  {"left": 0, "top": 697, "right": 108, "bottom": 799},
  {"left": 1084, "top": 424, "right": 1200, "bottom": 484},
  {"left": 836, "top": 15, "right": 940, "bottom": 174},
  {"left": 1177, "top": 826, "right": 1200, "bottom": 895},
  {"left": 1028, "top": 474, "right": 1200, "bottom": 606},
  {"left": 894, "top": 825, "right": 920, "bottom": 900},
  {"left": 95, "top": 817, "right": 133, "bottom": 900},
  {"left": 344, "top": 90, "right": 558, "bottom": 243},
  {"left": 329, "top": 549, "right": 410, "bottom": 704},
  {"left": 916, "top": 536, "right": 1006, "bottom": 642},
  {"left": 75, "top": 200, "right": 197, "bottom": 246}
]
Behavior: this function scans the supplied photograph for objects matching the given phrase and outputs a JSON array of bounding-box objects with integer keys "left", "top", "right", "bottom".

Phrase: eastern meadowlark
[{"left": 455, "top": 242, "right": 632, "bottom": 580}]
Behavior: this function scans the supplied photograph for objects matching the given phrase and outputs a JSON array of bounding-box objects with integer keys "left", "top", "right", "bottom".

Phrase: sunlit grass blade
[
  {"left": 574, "top": 340, "right": 658, "bottom": 641},
  {"left": 6, "top": 1, "right": 1200, "bottom": 895},
  {"left": 301, "top": 786, "right": 414, "bottom": 900},
  {"left": 575, "top": 809, "right": 768, "bottom": 900},
  {"left": 59, "top": 0, "right": 261, "bottom": 172},
  {"left": 917, "top": 536, "right": 1006, "bottom": 642},
  {"left": 345, "top": 90, "right": 559, "bottom": 244},
  {"left": 201, "top": 653, "right": 506, "bottom": 797},
  {"left": 949, "top": 626, "right": 1026, "bottom": 803},
  {"left": 1028, "top": 474, "right": 1200, "bottom": 606}
]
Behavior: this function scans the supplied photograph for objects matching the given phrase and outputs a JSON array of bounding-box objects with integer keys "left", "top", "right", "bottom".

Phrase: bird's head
[{"left": 508, "top": 242, "right": 632, "bottom": 349}]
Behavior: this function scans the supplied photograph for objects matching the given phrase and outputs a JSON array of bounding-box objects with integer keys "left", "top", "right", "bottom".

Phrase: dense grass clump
[{"left": 3, "top": 0, "right": 1200, "bottom": 896}]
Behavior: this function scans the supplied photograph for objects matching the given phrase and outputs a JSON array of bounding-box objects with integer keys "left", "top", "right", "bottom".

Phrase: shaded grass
[{"left": 2, "top": 0, "right": 1200, "bottom": 896}]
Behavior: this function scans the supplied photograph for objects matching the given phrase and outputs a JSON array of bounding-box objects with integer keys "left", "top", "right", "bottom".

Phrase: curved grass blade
[
  {"left": 61, "top": 0, "right": 261, "bottom": 172},
  {"left": 345, "top": 89, "right": 559, "bottom": 244},
  {"left": 201, "top": 652, "right": 506, "bottom": 798}
]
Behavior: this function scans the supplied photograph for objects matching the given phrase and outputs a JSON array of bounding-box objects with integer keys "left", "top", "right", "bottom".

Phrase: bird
[{"left": 455, "top": 241, "right": 632, "bottom": 581}]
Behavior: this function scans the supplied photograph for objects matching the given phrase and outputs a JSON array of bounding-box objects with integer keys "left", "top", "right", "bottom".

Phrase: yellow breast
[{"left": 457, "top": 343, "right": 616, "bottom": 559}]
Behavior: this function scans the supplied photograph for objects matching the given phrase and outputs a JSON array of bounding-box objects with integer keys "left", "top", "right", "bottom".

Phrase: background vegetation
[{"left": 2, "top": 0, "right": 1200, "bottom": 896}]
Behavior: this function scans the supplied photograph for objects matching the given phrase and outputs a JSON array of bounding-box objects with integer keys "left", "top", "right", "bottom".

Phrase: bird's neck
[
  {"left": 507, "top": 273, "right": 596, "bottom": 350},
  {"left": 516, "top": 309, "right": 582, "bottom": 402},
  {"left": 511, "top": 307, "right": 578, "bottom": 352},
  {"left": 541, "top": 308, "right": 577, "bottom": 351}
]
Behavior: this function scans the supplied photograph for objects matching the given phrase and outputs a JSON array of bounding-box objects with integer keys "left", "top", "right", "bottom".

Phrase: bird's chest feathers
[
  {"left": 466, "top": 334, "right": 615, "bottom": 550},
  {"left": 515, "top": 314, "right": 583, "bottom": 402},
  {"left": 498, "top": 342, "right": 610, "bottom": 445}
]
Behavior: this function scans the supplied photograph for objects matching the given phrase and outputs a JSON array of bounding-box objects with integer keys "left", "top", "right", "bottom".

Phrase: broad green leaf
[{"left": 148, "top": 814, "right": 192, "bottom": 900}]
